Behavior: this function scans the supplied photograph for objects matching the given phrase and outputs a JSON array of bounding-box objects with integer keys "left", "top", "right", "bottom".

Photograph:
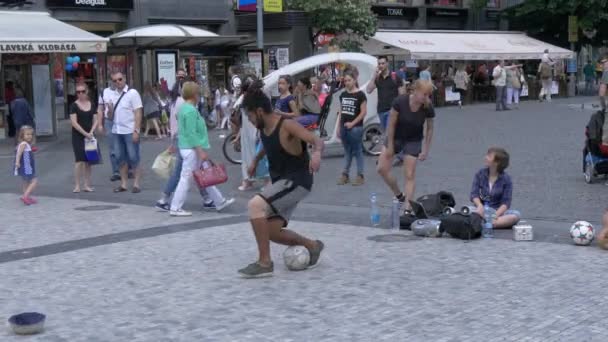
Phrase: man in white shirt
[
  {"left": 97, "top": 83, "right": 121, "bottom": 181},
  {"left": 105, "top": 72, "right": 144, "bottom": 193},
  {"left": 492, "top": 60, "right": 508, "bottom": 111}
]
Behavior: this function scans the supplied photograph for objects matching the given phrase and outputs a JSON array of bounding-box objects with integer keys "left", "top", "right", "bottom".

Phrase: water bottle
[
  {"left": 370, "top": 193, "right": 380, "bottom": 227},
  {"left": 482, "top": 203, "right": 494, "bottom": 238},
  {"left": 391, "top": 198, "right": 401, "bottom": 230}
]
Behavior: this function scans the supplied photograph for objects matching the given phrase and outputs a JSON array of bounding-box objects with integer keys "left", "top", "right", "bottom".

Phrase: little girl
[{"left": 14, "top": 125, "right": 38, "bottom": 205}]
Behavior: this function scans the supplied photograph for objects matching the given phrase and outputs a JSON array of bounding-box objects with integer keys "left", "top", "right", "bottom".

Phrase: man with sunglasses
[{"left": 104, "top": 72, "right": 144, "bottom": 193}]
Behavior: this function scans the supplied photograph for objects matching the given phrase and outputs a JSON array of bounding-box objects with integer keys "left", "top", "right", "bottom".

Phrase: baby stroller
[{"left": 583, "top": 110, "right": 608, "bottom": 183}]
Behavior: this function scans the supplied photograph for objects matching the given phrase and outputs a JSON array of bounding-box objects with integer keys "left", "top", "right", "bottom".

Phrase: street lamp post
[{"left": 257, "top": 0, "right": 264, "bottom": 49}]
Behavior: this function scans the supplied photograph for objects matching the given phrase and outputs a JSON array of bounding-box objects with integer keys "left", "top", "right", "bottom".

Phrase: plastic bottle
[
  {"left": 482, "top": 203, "right": 494, "bottom": 238},
  {"left": 370, "top": 193, "right": 380, "bottom": 227},
  {"left": 391, "top": 198, "right": 401, "bottom": 230}
]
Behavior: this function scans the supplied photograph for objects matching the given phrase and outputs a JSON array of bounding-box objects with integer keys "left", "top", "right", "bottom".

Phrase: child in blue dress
[{"left": 14, "top": 125, "right": 38, "bottom": 205}]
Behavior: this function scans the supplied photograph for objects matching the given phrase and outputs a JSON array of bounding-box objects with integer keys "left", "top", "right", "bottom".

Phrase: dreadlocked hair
[{"left": 242, "top": 80, "right": 272, "bottom": 113}]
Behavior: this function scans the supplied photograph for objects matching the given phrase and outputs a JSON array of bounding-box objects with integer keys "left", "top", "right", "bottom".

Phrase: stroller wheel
[{"left": 584, "top": 161, "right": 594, "bottom": 184}]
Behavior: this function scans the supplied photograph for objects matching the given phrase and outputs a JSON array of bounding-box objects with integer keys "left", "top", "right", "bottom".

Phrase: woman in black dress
[{"left": 70, "top": 83, "right": 98, "bottom": 193}]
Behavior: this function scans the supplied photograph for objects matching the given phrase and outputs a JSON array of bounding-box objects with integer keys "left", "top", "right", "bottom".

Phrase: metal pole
[{"left": 256, "top": 0, "right": 264, "bottom": 49}]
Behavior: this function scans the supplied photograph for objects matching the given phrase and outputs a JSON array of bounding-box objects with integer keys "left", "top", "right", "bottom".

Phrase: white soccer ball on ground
[
  {"left": 283, "top": 245, "right": 310, "bottom": 271},
  {"left": 570, "top": 221, "right": 595, "bottom": 246}
]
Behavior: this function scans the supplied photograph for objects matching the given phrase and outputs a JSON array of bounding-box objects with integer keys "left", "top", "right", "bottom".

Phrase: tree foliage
[
  {"left": 287, "top": 0, "right": 378, "bottom": 52},
  {"left": 508, "top": 0, "right": 608, "bottom": 45}
]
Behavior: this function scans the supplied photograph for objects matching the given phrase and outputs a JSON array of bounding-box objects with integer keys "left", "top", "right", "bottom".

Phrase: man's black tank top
[{"left": 260, "top": 117, "right": 313, "bottom": 190}]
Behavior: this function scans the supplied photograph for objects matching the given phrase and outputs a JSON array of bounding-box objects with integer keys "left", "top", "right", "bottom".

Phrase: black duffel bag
[
  {"left": 440, "top": 212, "right": 483, "bottom": 240},
  {"left": 416, "top": 191, "right": 456, "bottom": 217}
]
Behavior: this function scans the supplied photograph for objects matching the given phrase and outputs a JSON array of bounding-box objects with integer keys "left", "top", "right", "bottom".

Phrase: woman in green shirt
[{"left": 170, "top": 81, "right": 234, "bottom": 216}]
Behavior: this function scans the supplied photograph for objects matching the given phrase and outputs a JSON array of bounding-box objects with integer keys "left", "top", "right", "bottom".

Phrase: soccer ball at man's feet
[
  {"left": 283, "top": 246, "right": 310, "bottom": 271},
  {"left": 570, "top": 221, "right": 595, "bottom": 246}
]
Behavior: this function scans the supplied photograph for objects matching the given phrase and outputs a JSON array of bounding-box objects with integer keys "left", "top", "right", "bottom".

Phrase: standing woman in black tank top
[{"left": 377, "top": 80, "right": 435, "bottom": 212}]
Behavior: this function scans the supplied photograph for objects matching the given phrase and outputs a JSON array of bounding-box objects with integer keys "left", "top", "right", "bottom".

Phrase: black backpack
[
  {"left": 415, "top": 192, "right": 456, "bottom": 217},
  {"left": 440, "top": 213, "right": 483, "bottom": 240}
]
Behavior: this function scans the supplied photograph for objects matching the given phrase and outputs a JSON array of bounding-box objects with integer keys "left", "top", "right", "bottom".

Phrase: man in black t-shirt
[{"left": 366, "top": 56, "right": 404, "bottom": 131}]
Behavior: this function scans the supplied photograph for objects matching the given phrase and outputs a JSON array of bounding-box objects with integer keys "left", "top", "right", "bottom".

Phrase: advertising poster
[
  {"left": 247, "top": 51, "right": 263, "bottom": 78},
  {"left": 53, "top": 54, "right": 65, "bottom": 104},
  {"left": 276, "top": 47, "right": 289, "bottom": 69},
  {"left": 268, "top": 47, "right": 278, "bottom": 73},
  {"left": 157, "top": 52, "right": 177, "bottom": 91},
  {"left": 31, "top": 64, "right": 54, "bottom": 136}
]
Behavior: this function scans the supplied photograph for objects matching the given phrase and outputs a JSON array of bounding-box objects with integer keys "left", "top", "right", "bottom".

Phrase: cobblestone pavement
[
  {"left": 2, "top": 208, "right": 608, "bottom": 341},
  {"left": 2, "top": 98, "right": 608, "bottom": 340}
]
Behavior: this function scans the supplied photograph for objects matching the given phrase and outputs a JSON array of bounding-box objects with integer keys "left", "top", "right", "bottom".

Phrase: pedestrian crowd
[{"left": 8, "top": 52, "right": 608, "bottom": 277}]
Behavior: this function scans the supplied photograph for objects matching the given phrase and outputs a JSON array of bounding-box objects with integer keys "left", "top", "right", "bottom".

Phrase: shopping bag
[
  {"left": 84, "top": 138, "right": 100, "bottom": 163},
  {"left": 255, "top": 141, "right": 269, "bottom": 179},
  {"left": 193, "top": 160, "right": 228, "bottom": 188},
  {"left": 151, "top": 150, "right": 176, "bottom": 179}
]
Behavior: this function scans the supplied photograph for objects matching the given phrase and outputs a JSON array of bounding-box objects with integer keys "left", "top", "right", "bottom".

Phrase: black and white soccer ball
[{"left": 570, "top": 221, "right": 595, "bottom": 246}]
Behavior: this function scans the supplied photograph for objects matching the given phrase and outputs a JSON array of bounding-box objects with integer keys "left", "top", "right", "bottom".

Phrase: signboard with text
[
  {"left": 46, "top": 0, "right": 134, "bottom": 10},
  {"left": 238, "top": 0, "right": 256, "bottom": 12},
  {"left": 156, "top": 52, "right": 177, "bottom": 91},
  {"left": 0, "top": 42, "right": 106, "bottom": 53},
  {"left": 371, "top": 6, "right": 418, "bottom": 18},
  {"left": 568, "top": 16, "right": 578, "bottom": 43},
  {"left": 264, "top": 0, "right": 282, "bottom": 12}
]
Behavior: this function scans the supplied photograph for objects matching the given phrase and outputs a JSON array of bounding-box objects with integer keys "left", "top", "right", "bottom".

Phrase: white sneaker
[
  {"left": 215, "top": 198, "right": 235, "bottom": 212},
  {"left": 170, "top": 209, "right": 192, "bottom": 217}
]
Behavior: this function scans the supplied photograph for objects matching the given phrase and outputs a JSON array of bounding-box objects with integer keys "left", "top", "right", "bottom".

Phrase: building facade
[{"left": 372, "top": 0, "right": 508, "bottom": 31}]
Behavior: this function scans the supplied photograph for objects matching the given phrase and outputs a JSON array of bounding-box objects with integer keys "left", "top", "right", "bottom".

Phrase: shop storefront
[
  {"left": 0, "top": 11, "right": 107, "bottom": 140},
  {"left": 363, "top": 30, "right": 573, "bottom": 105},
  {"left": 235, "top": 11, "right": 313, "bottom": 80},
  {"left": 109, "top": 24, "right": 252, "bottom": 96},
  {"left": 45, "top": 0, "right": 133, "bottom": 117}
]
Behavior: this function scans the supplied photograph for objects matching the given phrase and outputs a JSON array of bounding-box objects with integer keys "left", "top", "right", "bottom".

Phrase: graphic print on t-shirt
[
  {"left": 340, "top": 96, "right": 358, "bottom": 118},
  {"left": 339, "top": 91, "right": 366, "bottom": 126}
]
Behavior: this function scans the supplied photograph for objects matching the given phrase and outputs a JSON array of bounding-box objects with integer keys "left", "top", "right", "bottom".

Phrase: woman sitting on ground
[{"left": 470, "top": 147, "right": 521, "bottom": 228}]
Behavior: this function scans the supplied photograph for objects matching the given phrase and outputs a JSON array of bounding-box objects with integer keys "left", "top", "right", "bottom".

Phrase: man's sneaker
[
  {"left": 238, "top": 262, "right": 274, "bottom": 278},
  {"left": 110, "top": 174, "right": 120, "bottom": 182},
  {"left": 352, "top": 175, "right": 365, "bottom": 186},
  {"left": 202, "top": 201, "right": 216, "bottom": 211},
  {"left": 307, "top": 240, "right": 325, "bottom": 269},
  {"left": 337, "top": 173, "right": 349, "bottom": 185},
  {"left": 215, "top": 198, "right": 235, "bottom": 212},
  {"left": 155, "top": 201, "right": 170, "bottom": 211},
  {"left": 170, "top": 209, "right": 192, "bottom": 217}
]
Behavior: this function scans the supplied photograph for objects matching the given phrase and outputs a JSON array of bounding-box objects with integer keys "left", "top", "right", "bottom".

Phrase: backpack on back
[
  {"left": 540, "top": 63, "right": 552, "bottom": 79},
  {"left": 440, "top": 212, "right": 483, "bottom": 240}
]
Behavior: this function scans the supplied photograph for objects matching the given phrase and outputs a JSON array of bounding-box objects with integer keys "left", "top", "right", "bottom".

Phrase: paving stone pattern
[
  {"left": 0, "top": 194, "right": 236, "bottom": 252},
  {"left": 2, "top": 221, "right": 608, "bottom": 341}
]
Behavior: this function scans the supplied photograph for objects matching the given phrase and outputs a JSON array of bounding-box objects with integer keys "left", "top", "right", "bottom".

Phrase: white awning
[
  {"left": 365, "top": 30, "right": 574, "bottom": 60},
  {"left": 0, "top": 11, "right": 108, "bottom": 54},
  {"left": 109, "top": 24, "right": 254, "bottom": 49}
]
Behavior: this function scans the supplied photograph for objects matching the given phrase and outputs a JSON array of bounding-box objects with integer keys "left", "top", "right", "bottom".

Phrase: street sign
[
  {"left": 568, "top": 16, "right": 578, "bottom": 43},
  {"left": 264, "top": 0, "right": 282, "bottom": 12},
  {"left": 238, "top": 0, "right": 256, "bottom": 12},
  {"left": 567, "top": 58, "right": 577, "bottom": 73}
]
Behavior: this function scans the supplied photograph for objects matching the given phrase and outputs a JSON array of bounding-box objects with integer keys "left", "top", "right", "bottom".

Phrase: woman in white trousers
[{"left": 170, "top": 81, "right": 234, "bottom": 216}]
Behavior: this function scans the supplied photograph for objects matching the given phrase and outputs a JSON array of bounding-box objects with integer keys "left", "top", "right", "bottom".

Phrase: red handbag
[{"left": 193, "top": 160, "right": 228, "bottom": 188}]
